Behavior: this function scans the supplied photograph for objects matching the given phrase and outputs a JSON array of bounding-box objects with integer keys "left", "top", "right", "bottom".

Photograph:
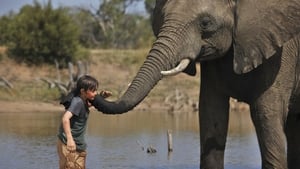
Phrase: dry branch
[
  {"left": 39, "top": 60, "right": 89, "bottom": 96},
  {"left": 0, "top": 77, "right": 13, "bottom": 89}
]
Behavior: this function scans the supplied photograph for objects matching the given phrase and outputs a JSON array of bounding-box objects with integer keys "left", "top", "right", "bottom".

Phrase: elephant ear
[
  {"left": 152, "top": 0, "right": 168, "bottom": 37},
  {"left": 233, "top": 0, "right": 300, "bottom": 74}
]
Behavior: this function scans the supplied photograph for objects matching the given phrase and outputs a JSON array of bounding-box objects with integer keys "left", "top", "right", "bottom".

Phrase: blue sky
[{"left": 0, "top": 0, "right": 145, "bottom": 16}]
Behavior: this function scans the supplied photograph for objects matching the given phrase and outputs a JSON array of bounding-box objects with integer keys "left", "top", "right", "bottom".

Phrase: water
[{"left": 0, "top": 109, "right": 260, "bottom": 169}]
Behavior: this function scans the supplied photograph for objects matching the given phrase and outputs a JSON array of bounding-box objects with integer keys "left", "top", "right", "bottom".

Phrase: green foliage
[
  {"left": 103, "top": 14, "right": 154, "bottom": 48},
  {"left": 0, "top": 0, "right": 156, "bottom": 62},
  {"left": 0, "top": 14, "right": 15, "bottom": 45},
  {"left": 70, "top": 9, "right": 100, "bottom": 48},
  {"left": 78, "top": 0, "right": 154, "bottom": 48},
  {"left": 1, "top": 1, "right": 87, "bottom": 66}
]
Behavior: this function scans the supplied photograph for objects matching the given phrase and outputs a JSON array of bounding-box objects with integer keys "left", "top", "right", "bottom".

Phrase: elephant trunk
[{"left": 92, "top": 38, "right": 180, "bottom": 114}]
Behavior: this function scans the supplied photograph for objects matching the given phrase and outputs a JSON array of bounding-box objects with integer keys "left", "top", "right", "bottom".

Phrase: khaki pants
[{"left": 57, "top": 139, "right": 87, "bottom": 169}]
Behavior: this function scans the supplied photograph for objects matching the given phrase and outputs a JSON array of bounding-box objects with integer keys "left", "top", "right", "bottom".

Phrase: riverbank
[
  {"left": 0, "top": 100, "right": 63, "bottom": 113},
  {"left": 0, "top": 49, "right": 200, "bottom": 114}
]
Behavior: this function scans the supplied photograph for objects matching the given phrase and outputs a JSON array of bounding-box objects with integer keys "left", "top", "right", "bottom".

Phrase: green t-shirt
[{"left": 58, "top": 96, "right": 89, "bottom": 151}]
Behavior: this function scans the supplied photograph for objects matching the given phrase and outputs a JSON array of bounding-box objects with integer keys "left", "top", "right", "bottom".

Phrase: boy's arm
[{"left": 62, "top": 111, "right": 76, "bottom": 151}]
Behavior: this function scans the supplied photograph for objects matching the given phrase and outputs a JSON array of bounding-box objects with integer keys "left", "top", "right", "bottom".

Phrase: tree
[
  {"left": 78, "top": 0, "right": 154, "bottom": 48},
  {"left": 68, "top": 8, "right": 101, "bottom": 48},
  {"left": 6, "top": 0, "right": 87, "bottom": 65},
  {"left": 1, "top": 0, "right": 156, "bottom": 52},
  {"left": 0, "top": 14, "right": 15, "bottom": 46}
]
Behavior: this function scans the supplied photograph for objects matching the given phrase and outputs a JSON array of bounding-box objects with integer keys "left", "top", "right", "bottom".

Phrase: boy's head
[
  {"left": 75, "top": 75, "right": 98, "bottom": 96},
  {"left": 60, "top": 75, "right": 98, "bottom": 109}
]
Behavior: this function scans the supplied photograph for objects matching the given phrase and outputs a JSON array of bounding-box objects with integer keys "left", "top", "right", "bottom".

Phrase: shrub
[{"left": 6, "top": 1, "right": 87, "bottom": 66}]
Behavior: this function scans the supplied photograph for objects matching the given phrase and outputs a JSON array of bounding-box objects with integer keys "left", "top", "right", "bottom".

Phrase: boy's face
[{"left": 82, "top": 89, "right": 97, "bottom": 100}]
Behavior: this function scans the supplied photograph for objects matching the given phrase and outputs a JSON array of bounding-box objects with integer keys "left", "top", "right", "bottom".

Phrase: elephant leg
[
  {"left": 285, "top": 105, "right": 300, "bottom": 169},
  {"left": 250, "top": 92, "right": 288, "bottom": 169},
  {"left": 199, "top": 90, "right": 229, "bottom": 169}
]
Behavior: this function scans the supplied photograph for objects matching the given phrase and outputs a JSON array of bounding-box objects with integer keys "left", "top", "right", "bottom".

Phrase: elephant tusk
[{"left": 161, "top": 59, "right": 190, "bottom": 76}]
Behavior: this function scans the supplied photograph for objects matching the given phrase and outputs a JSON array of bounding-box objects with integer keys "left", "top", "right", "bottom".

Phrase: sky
[{"left": 0, "top": 0, "right": 146, "bottom": 16}]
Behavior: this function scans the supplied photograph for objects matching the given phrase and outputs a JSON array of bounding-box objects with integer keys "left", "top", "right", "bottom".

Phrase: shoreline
[
  {"left": 0, "top": 100, "right": 64, "bottom": 113},
  {"left": 0, "top": 100, "right": 166, "bottom": 114}
]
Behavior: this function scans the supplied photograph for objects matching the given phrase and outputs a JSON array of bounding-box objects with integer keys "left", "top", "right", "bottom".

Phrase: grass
[
  {"left": 0, "top": 80, "right": 61, "bottom": 102},
  {"left": 90, "top": 49, "right": 148, "bottom": 68}
]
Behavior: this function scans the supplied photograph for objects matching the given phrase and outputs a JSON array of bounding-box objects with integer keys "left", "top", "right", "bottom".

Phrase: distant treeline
[{"left": 0, "top": 0, "right": 156, "bottom": 66}]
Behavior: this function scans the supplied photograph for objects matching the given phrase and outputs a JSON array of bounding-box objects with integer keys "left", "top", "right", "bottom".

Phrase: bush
[{"left": 5, "top": 1, "right": 87, "bottom": 66}]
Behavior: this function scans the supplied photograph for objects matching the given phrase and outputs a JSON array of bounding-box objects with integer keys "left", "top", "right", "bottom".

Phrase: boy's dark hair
[
  {"left": 60, "top": 75, "right": 99, "bottom": 109},
  {"left": 73, "top": 75, "right": 99, "bottom": 96}
]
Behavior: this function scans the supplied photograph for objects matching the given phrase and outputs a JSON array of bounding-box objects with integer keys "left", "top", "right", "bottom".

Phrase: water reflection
[
  {"left": 0, "top": 109, "right": 260, "bottom": 169},
  {"left": 88, "top": 111, "right": 199, "bottom": 137},
  {"left": 0, "top": 111, "right": 59, "bottom": 136}
]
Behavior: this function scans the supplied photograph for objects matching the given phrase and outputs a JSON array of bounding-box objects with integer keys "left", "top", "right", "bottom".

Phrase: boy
[{"left": 57, "top": 75, "right": 111, "bottom": 169}]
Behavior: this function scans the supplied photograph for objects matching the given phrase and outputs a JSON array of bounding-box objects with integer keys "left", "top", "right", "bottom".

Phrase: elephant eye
[
  {"left": 200, "top": 17, "right": 211, "bottom": 28},
  {"left": 199, "top": 15, "right": 217, "bottom": 33}
]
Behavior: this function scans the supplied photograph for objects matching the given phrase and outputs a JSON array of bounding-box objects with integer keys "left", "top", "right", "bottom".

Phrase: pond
[{"left": 0, "top": 109, "right": 260, "bottom": 169}]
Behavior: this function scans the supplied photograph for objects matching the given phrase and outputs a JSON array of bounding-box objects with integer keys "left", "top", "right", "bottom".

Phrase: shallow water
[{"left": 0, "top": 110, "right": 260, "bottom": 169}]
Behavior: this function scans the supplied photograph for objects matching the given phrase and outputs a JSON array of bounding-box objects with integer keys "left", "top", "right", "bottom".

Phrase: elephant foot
[{"left": 286, "top": 113, "right": 300, "bottom": 169}]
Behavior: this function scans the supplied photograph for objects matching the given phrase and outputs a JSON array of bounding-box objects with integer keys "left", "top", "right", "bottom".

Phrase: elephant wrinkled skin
[{"left": 91, "top": 0, "right": 300, "bottom": 168}]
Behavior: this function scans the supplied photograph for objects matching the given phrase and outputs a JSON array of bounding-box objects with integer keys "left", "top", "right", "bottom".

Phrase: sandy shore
[{"left": 0, "top": 100, "right": 64, "bottom": 113}]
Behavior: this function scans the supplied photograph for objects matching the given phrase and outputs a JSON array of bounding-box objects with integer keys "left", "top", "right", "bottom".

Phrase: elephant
[{"left": 91, "top": 0, "right": 300, "bottom": 168}]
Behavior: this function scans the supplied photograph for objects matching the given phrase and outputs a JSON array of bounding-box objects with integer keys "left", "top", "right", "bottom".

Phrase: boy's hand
[
  {"left": 100, "top": 90, "right": 112, "bottom": 98},
  {"left": 67, "top": 139, "right": 76, "bottom": 152}
]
